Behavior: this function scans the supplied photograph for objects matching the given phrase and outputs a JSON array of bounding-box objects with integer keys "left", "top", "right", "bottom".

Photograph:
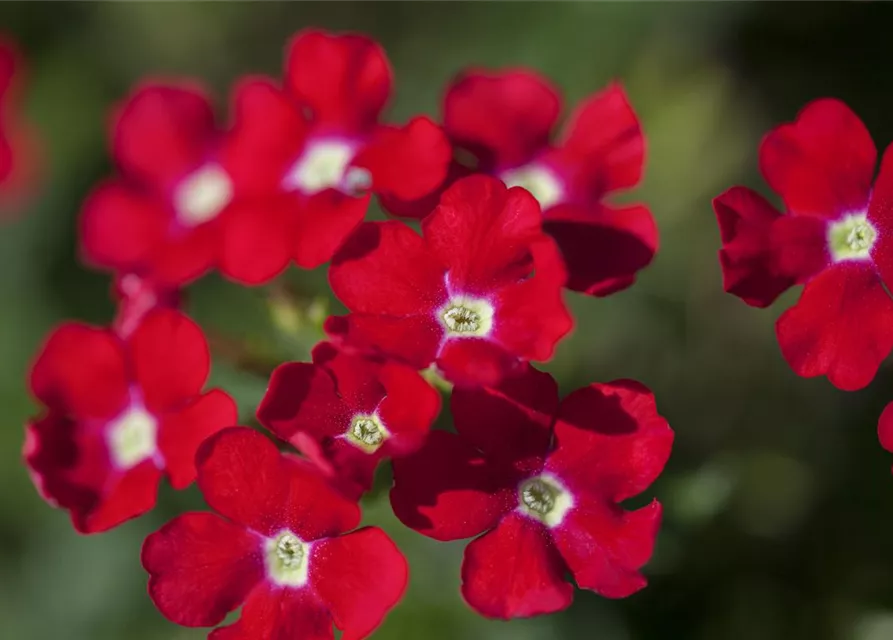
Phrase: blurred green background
[{"left": 3, "top": 2, "right": 893, "bottom": 639}]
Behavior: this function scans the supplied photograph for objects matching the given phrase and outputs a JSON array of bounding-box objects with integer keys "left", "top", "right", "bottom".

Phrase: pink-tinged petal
[
  {"left": 29, "top": 323, "right": 128, "bottom": 419},
  {"left": 129, "top": 310, "right": 210, "bottom": 413},
  {"left": 867, "top": 143, "right": 893, "bottom": 286},
  {"left": 24, "top": 412, "right": 162, "bottom": 533},
  {"left": 210, "top": 585, "right": 332, "bottom": 640},
  {"left": 293, "top": 191, "right": 370, "bottom": 269},
  {"left": 390, "top": 430, "right": 516, "bottom": 541},
  {"left": 112, "top": 273, "right": 183, "bottom": 339},
  {"left": 329, "top": 220, "right": 447, "bottom": 314},
  {"left": 451, "top": 364, "right": 557, "bottom": 462},
  {"left": 197, "top": 427, "right": 360, "bottom": 539},
  {"left": 285, "top": 29, "right": 391, "bottom": 132},
  {"left": 311, "top": 527, "right": 408, "bottom": 640},
  {"left": 222, "top": 77, "right": 306, "bottom": 196},
  {"left": 776, "top": 262, "right": 893, "bottom": 390},
  {"left": 544, "top": 202, "right": 657, "bottom": 296},
  {"left": 549, "top": 380, "right": 673, "bottom": 502},
  {"left": 553, "top": 500, "right": 661, "bottom": 599},
  {"left": 324, "top": 314, "right": 442, "bottom": 371},
  {"left": 354, "top": 117, "right": 451, "bottom": 202},
  {"left": 158, "top": 389, "right": 238, "bottom": 490},
  {"left": 436, "top": 338, "right": 523, "bottom": 389},
  {"left": 143, "top": 512, "right": 263, "bottom": 627},
  {"left": 760, "top": 98, "right": 876, "bottom": 217},
  {"left": 113, "top": 82, "right": 216, "bottom": 190},
  {"left": 444, "top": 69, "right": 561, "bottom": 169},
  {"left": 556, "top": 82, "right": 644, "bottom": 196},
  {"left": 219, "top": 196, "right": 294, "bottom": 285},
  {"left": 422, "top": 176, "right": 541, "bottom": 294},
  {"left": 461, "top": 512, "right": 573, "bottom": 619},
  {"left": 376, "top": 362, "right": 440, "bottom": 455},
  {"left": 879, "top": 401, "right": 893, "bottom": 453},
  {"left": 256, "top": 362, "right": 350, "bottom": 443},
  {"left": 78, "top": 180, "right": 169, "bottom": 273},
  {"left": 149, "top": 219, "right": 219, "bottom": 287}
]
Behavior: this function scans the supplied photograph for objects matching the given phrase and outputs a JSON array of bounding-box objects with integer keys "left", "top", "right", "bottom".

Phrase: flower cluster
[{"left": 24, "top": 28, "right": 672, "bottom": 638}]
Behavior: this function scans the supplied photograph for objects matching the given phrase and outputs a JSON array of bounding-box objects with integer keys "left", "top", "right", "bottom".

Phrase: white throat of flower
[
  {"left": 827, "top": 211, "right": 877, "bottom": 262},
  {"left": 283, "top": 140, "right": 371, "bottom": 195},
  {"left": 517, "top": 473, "right": 574, "bottom": 528},
  {"left": 345, "top": 413, "right": 390, "bottom": 454},
  {"left": 501, "top": 163, "right": 564, "bottom": 210},
  {"left": 107, "top": 405, "right": 159, "bottom": 469},
  {"left": 173, "top": 164, "right": 233, "bottom": 227},
  {"left": 438, "top": 296, "right": 495, "bottom": 338},
  {"left": 265, "top": 530, "right": 310, "bottom": 587}
]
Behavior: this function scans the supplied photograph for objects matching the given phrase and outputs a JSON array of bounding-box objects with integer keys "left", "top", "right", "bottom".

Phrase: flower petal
[
  {"left": 777, "top": 262, "right": 893, "bottom": 390},
  {"left": 129, "top": 310, "right": 210, "bottom": 413},
  {"left": 760, "top": 98, "right": 876, "bottom": 217},
  {"left": 436, "top": 338, "right": 523, "bottom": 388},
  {"left": 376, "top": 361, "right": 440, "bottom": 455},
  {"left": 219, "top": 196, "right": 294, "bottom": 285},
  {"left": 143, "top": 512, "right": 263, "bottom": 627},
  {"left": 293, "top": 191, "right": 371, "bottom": 269},
  {"left": 311, "top": 527, "right": 408, "bottom": 640},
  {"left": 461, "top": 512, "right": 573, "bottom": 619},
  {"left": 324, "top": 313, "right": 442, "bottom": 371},
  {"left": 285, "top": 29, "right": 391, "bottom": 132},
  {"left": 390, "top": 430, "right": 516, "bottom": 541},
  {"left": 867, "top": 143, "right": 893, "bottom": 287},
  {"left": 210, "top": 585, "right": 331, "bottom": 640},
  {"left": 879, "top": 401, "right": 893, "bottom": 454}
]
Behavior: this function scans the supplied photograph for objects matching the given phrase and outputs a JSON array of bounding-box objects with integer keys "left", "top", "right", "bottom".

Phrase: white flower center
[
  {"left": 265, "top": 530, "right": 310, "bottom": 587},
  {"left": 517, "top": 473, "right": 574, "bottom": 528},
  {"left": 438, "top": 296, "right": 494, "bottom": 338},
  {"left": 827, "top": 212, "right": 877, "bottom": 262},
  {"left": 501, "top": 163, "right": 564, "bottom": 210},
  {"left": 107, "top": 406, "right": 158, "bottom": 469},
  {"left": 346, "top": 414, "right": 390, "bottom": 453},
  {"left": 173, "top": 163, "right": 233, "bottom": 226},
  {"left": 283, "top": 140, "right": 371, "bottom": 195}
]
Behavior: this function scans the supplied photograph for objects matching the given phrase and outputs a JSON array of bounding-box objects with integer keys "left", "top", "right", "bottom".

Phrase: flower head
[
  {"left": 0, "top": 36, "right": 40, "bottom": 216},
  {"left": 714, "top": 98, "right": 893, "bottom": 390},
  {"left": 327, "top": 174, "right": 573, "bottom": 387},
  {"left": 142, "top": 427, "right": 407, "bottom": 639},
  {"left": 24, "top": 310, "right": 236, "bottom": 533},
  {"left": 390, "top": 366, "right": 673, "bottom": 619}
]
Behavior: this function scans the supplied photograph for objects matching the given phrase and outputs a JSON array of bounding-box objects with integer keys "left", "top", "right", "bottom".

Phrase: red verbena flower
[
  {"left": 326, "top": 174, "right": 573, "bottom": 387},
  {"left": 24, "top": 309, "right": 236, "bottom": 533},
  {"left": 714, "top": 98, "right": 893, "bottom": 390},
  {"left": 143, "top": 427, "right": 407, "bottom": 639},
  {"left": 216, "top": 28, "right": 451, "bottom": 284},
  {"left": 0, "top": 36, "right": 40, "bottom": 215},
  {"left": 112, "top": 273, "right": 182, "bottom": 338},
  {"left": 395, "top": 69, "right": 656, "bottom": 297},
  {"left": 257, "top": 341, "right": 441, "bottom": 499},
  {"left": 390, "top": 365, "right": 673, "bottom": 619}
]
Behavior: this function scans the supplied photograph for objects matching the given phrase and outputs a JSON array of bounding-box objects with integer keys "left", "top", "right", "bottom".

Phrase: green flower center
[
  {"left": 265, "top": 531, "right": 309, "bottom": 587},
  {"left": 827, "top": 213, "right": 877, "bottom": 262},
  {"left": 517, "top": 474, "right": 574, "bottom": 527},
  {"left": 346, "top": 414, "right": 389, "bottom": 453},
  {"left": 438, "top": 296, "right": 494, "bottom": 337}
]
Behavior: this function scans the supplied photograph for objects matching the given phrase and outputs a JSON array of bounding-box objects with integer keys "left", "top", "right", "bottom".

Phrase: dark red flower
[
  {"left": 0, "top": 36, "right": 40, "bottom": 215},
  {"left": 143, "top": 427, "right": 407, "bottom": 639},
  {"left": 327, "top": 174, "right": 573, "bottom": 387},
  {"left": 216, "top": 29, "right": 452, "bottom": 285},
  {"left": 390, "top": 366, "right": 672, "bottom": 619},
  {"left": 257, "top": 341, "right": 441, "bottom": 498},
  {"left": 24, "top": 309, "right": 236, "bottom": 533},
  {"left": 715, "top": 98, "right": 893, "bottom": 390},
  {"left": 394, "top": 70, "right": 655, "bottom": 297},
  {"left": 112, "top": 273, "right": 182, "bottom": 338}
]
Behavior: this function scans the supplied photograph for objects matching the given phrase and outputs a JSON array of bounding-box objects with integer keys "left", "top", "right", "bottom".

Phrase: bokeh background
[{"left": 3, "top": 3, "right": 893, "bottom": 639}]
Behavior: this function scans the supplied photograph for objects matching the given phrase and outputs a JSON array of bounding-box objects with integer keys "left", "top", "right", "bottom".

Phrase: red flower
[
  {"left": 390, "top": 366, "right": 672, "bottom": 619},
  {"left": 112, "top": 273, "right": 182, "bottom": 338},
  {"left": 257, "top": 341, "right": 441, "bottom": 499},
  {"left": 396, "top": 70, "right": 655, "bottom": 297},
  {"left": 142, "top": 427, "right": 407, "bottom": 639},
  {"left": 715, "top": 98, "right": 893, "bottom": 390},
  {"left": 217, "top": 28, "right": 452, "bottom": 285},
  {"left": 0, "top": 36, "right": 40, "bottom": 215},
  {"left": 24, "top": 310, "right": 236, "bottom": 533},
  {"left": 327, "top": 174, "right": 573, "bottom": 387},
  {"left": 80, "top": 82, "right": 239, "bottom": 286}
]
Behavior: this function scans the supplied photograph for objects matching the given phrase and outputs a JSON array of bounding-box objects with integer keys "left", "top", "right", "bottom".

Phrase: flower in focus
[
  {"left": 24, "top": 310, "right": 236, "bottom": 533},
  {"left": 257, "top": 341, "right": 441, "bottom": 499},
  {"left": 715, "top": 98, "right": 893, "bottom": 390},
  {"left": 142, "top": 427, "right": 407, "bottom": 639},
  {"left": 390, "top": 366, "right": 673, "bottom": 619},
  {"left": 0, "top": 36, "right": 40, "bottom": 216},
  {"left": 217, "top": 28, "right": 452, "bottom": 284},
  {"left": 327, "top": 174, "right": 573, "bottom": 387}
]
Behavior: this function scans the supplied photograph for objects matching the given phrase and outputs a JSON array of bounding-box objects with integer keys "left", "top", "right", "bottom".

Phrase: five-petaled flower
[
  {"left": 24, "top": 309, "right": 237, "bottom": 533},
  {"left": 390, "top": 365, "right": 673, "bottom": 619},
  {"left": 257, "top": 341, "right": 441, "bottom": 499},
  {"left": 714, "top": 98, "right": 893, "bottom": 390},
  {"left": 217, "top": 28, "right": 452, "bottom": 284},
  {"left": 327, "top": 174, "right": 573, "bottom": 387},
  {"left": 142, "top": 427, "right": 407, "bottom": 639}
]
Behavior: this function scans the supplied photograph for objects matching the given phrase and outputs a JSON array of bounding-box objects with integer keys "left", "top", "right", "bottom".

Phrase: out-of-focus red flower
[
  {"left": 216, "top": 28, "right": 452, "bottom": 285},
  {"left": 142, "top": 427, "right": 407, "bottom": 639},
  {"left": 111, "top": 273, "right": 182, "bottom": 338},
  {"left": 715, "top": 98, "right": 893, "bottom": 390},
  {"left": 390, "top": 366, "right": 673, "bottom": 619},
  {"left": 257, "top": 341, "right": 441, "bottom": 499},
  {"left": 326, "top": 174, "right": 573, "bottom": 388},
  {"left": 393, "top": 70, "right": 655, "bottom": 297},
  {"left": 24, "top": 310, "right": 236, "bottom": 533}
]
